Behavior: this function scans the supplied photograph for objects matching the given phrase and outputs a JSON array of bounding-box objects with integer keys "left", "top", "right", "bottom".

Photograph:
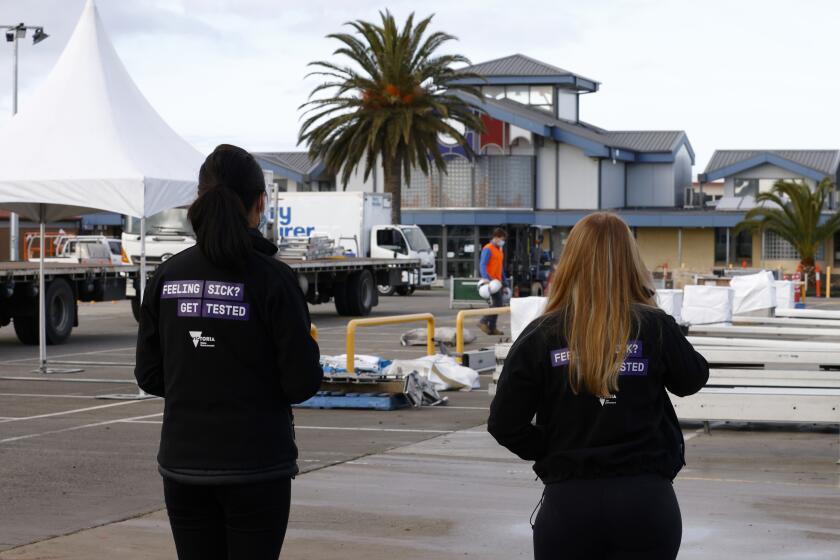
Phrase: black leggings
[
  {"left": 163, "top": 477, "right": 291, "bottom": 560},
  {"left": 533, "top": 474, "right": 681, "bottom": 560}
]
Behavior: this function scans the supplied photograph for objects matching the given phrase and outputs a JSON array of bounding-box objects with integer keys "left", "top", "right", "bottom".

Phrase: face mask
[
  {"left": 497, "top": 239, "right": 506, "bottom": 248},
  {"left": 258, "top": 212, "right": 268, "bottom": 231}
]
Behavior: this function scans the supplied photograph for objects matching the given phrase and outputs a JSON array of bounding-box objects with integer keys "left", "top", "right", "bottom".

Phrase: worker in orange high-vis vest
[{"left": 478, "top": 227, "right": 509, "bottom": 335}]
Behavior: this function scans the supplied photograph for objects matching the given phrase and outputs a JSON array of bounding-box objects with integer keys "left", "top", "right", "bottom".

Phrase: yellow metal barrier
[
  {"left": 455, "top": 307, "right": 511, "bottom": 360},
  {"left": 310, "top": 324, "right": 318, "bottom": 341},
  {"left": 345, "top": 313, "right": 435, "bottom": 373}
]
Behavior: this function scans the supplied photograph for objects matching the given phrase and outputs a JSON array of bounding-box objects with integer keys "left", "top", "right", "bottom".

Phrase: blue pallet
[{"left": 294, "top": 392, "right": 409, "bottom": 411}]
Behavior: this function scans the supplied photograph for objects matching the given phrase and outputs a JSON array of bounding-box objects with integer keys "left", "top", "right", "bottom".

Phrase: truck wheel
[
  {"left": 131, "top": 297, "right": 140, "bottom": 322},
  {"left": 12, "top": 315, "right": 37, "bottom": 345},
  {"left": 13, "top": 280, "right": 75, "bottom": 345},
  {"left": 396, "top": 285, "right": 415, "bottom": 296},
  {"left": 377, "top": 284, "right": 395, "bottom": 297},
  {"left": 345, "top": 271, "right": 375, "bottom": 316},
  {"left": 333, "top": 283, "right": 351, "bottom": 316}
]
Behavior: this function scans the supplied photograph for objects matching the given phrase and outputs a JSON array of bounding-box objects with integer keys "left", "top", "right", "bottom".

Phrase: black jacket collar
[{"left": 248, "top": 228, "right": 278, "bottom": 256}]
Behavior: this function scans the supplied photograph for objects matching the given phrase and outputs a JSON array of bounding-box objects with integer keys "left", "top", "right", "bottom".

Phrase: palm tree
[
  {"left": 299, "top": 11, "right": 485, "bottom": 224},
  {"left": 735, "top": 177, "right": 840, "bottom": 284}
]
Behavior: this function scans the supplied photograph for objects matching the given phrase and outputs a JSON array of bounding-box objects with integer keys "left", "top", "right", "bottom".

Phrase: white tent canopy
[
  {"left": 0, "top": 0, "right": 203, "bottom": 223},
  {"left": 0, "top": 0, "right": 203, "bottom": 376}
]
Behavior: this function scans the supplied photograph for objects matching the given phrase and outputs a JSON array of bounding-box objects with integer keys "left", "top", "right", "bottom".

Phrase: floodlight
[
  {"left": 32, "top": 28, "right": 48, "bottom": 44},
  {"left": 4, "top": 32, "right": 13, "bottom": 43}
]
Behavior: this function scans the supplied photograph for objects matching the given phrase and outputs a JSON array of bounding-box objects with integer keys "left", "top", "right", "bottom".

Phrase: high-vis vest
[{"left": 483, "top": 242, "right": 504, "bottom": 281}]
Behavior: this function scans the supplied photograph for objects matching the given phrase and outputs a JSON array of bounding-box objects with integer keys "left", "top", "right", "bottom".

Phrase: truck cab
[
  {"left": 371, "top": 225, "right": 436, "bottom": 294},
  {"left": 121, "top": 208, "right": 196, "bottom": 266}
]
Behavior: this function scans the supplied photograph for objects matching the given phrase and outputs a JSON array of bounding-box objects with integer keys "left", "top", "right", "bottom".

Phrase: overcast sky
[{"left": 0, "top": 0, "right": 836, "bottom": 171}]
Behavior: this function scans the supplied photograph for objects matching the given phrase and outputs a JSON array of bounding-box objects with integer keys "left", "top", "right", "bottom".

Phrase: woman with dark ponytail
[{"left": 135, "top": 144, "right": 323, "bottom": 560}]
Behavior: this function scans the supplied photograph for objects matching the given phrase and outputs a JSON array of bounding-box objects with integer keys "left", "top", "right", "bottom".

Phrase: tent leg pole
[
  {"left": 38, "top": 215, "right": 47, "bottom": 374},
  {"left": 138, "top": 217, "right": 148, "bottom": 397},
  {"left": 139, "top": 217, "right": 147, "bottom": 302}
]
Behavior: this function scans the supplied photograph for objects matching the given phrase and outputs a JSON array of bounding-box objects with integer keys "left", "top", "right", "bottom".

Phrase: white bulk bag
[
  {"left": 773, "top": 280, "right": 796, "bottom": 310},
  {"left": 682, "top": 285, "right": 734, "bottom": 325},
  {"left": 655, "top": 289, "right": 684, "bottom": 323},
  {"left": 730, "top": 271, "right": 776, "bottom": 314},
  {"left": 386, "top": 354, "right": 480, "bottom": 391},
  {"left": 511, "top": 296, "right": 547, "bottom": 341}
]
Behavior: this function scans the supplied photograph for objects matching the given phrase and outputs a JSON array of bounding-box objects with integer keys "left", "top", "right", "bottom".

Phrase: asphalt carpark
[{"left": 0, "top": 289, "right": 838, "bottom": 559}]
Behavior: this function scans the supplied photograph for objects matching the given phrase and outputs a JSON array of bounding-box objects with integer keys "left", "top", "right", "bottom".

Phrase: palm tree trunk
[
  {"left": 800, "top": 256, "right": 816, "bottom": 294},
  {"left": 383, "top": 158, "right": 402, "bottom": 225}
]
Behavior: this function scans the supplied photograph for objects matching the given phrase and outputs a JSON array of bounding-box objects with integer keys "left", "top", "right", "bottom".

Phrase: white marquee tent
[{"left": 0, "top": 0, "right": 204, "bottom": 372}]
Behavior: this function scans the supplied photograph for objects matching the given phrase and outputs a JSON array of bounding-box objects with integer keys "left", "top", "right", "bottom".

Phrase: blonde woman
[{"left": 488, "top": 212, "right": 708, "bottom": 560}]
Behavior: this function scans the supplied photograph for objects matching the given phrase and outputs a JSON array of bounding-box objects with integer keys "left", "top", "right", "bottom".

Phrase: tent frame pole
[
  {"left": 139, "top": 216, "right": 147, "bottom": 301},
  {"left": 34, "top": 207, "right": 82, "bottom": 375},
  {"left": 38, "top": 209, "right": 46, "bottom": 373}
]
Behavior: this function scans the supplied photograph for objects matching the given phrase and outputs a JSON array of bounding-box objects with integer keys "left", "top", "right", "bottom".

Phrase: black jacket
[
  {"left": 135, "top": 229, "right": 323, "bottom": 484},
  {"left": 487, "top": 306, "right": 708, "bottom": 482}
]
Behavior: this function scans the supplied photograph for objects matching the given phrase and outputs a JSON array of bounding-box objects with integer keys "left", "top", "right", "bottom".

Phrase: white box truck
[{"left": 273, "top": 192, "right": 436, "bottom": 295}]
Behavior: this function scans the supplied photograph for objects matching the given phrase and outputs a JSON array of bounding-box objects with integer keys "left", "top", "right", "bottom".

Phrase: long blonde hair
[{"left": 544, "top": 212, "right": 656, "bottom": 397}]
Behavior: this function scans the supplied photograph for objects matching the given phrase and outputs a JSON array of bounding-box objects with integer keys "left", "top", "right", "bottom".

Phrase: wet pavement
[{"left": 0, "top": 291, "right": 838, "bottom": 558}]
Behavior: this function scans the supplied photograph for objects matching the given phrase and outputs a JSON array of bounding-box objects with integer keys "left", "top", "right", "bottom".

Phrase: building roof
[
  {"left": 701, "top": 150, "right": 840, "bottom": 182},
  {"left": 454, "top": 54, "right": 599, "bottom": 92},
  {"left": 602, "top": 131, "right": 687, "bottom": 154},
  {"left": 253, "top": 152, "right": 318, "bottom": 175},
  {"left": 252, "top": 152, "right": 328, "bottom": 183},
  {"left": 458, "top": 92, "right": 694, "bottom": 163}
]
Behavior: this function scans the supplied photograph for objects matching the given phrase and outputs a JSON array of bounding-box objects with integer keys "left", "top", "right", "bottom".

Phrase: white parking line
[
  {"left": 117, "top": 421, "right": 461, "bottom": 435},
  {"left": 0, "top": 376, "right": 135, "bottom": 384},
  {"left": 438, "top": 406, "right": 489, "bottom": 411},
  {"left": 0, "top": 345, "right": 137, "bottom": 365},
  {"left": 0, "top": 399, "right": 150, "bottom": 423},
  {"left": 0, "top": 393, "right": 98, "bottom": 399},
  {"left": 0, "top": 412, "right": 163, "bottom": 445}
]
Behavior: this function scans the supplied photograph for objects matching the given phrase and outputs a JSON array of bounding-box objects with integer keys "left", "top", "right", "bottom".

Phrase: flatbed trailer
[
  {"left": 0, "top": 256, "right": 421, "bottom": 345},
  {"left": 0, "top": 261, "right": 139, "bottom": 345},
  {"left": 281, "top": 256, "right": 421, "bottom": 317}
]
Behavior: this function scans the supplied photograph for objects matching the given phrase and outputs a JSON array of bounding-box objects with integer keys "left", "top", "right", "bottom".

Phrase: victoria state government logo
[{"left": 188, "top": 331, "right": 216, "bottom": 348}]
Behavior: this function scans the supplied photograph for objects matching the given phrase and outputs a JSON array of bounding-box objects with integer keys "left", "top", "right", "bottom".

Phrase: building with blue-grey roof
[
  {"left": 697, "top": 149, "right": 840, "bottom": 272},
  {"left": 259, "top": 54, "right": 840, "bottom": 288}
]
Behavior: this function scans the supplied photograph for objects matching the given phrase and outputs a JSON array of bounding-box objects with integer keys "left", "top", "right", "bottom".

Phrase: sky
[{"left": 0, "top": 0, "right": 837, "bottom": 172}]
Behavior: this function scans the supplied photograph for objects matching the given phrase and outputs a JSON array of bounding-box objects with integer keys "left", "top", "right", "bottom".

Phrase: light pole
[{"left": 4, "top": 23, "right": 48, "bottom": 261}]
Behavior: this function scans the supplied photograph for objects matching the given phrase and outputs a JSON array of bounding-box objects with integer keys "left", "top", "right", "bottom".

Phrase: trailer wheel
[
  {"left": 13, "top": 279, "right": 75, "bottom": 345},
  {"left": 396, "top": 285, "right": 415, "bottom": 296},
  {"left": 131, "top": 297, "right": 140, "bottom": 322},
  {"left": 377, "top": 284, "right": 396, "bottom": 297},
  {"left": 345, "top": 271, "right": 375, "bottom": 316}
]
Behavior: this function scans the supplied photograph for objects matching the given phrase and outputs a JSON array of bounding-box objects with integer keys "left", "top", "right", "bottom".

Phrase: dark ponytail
[{"left": 187, "top": 144, "right": 266, "bottom": 269}]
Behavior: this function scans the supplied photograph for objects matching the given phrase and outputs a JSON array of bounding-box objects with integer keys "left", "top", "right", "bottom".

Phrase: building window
[
  {"left": 735, "top": 177, "right": 802, "bottom": 198},
  {"left": 445, "top": 225, "right": 478, "bottom": 278},
  {"left": 734, "top": 178, "right": 758, "bottom": 197},
  {"left": 556, "top": 89, "right": 577, "bottom": 121},
  {"left": 764, "top": 230, "right": 823, "bottom": 260},
  {"left": 529, "top": 85, "right": 553, "bottom": 112},
  {"left": 735, "top": 230, "right": 752, "bottom": 264},
  {"left": 714, "top": 228, "right": 728, "bottom": 263},
  {"left": 317, "top": 181, "right": 336, "bottom": 192},
  {"left": 714, "top": 228, "right": 752, "bottom": 265},
  {"left": 483, "top": 85, "right": 506, "bottom": 100},
  {"left": 481, "top": 85, "right": 555, "bottom": 113},
  {"left": 274, "top": 178, "right": 288, "bottom": 192},
  {"left": 420, "top": 225, "right": 443, "bottom": 278}
]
